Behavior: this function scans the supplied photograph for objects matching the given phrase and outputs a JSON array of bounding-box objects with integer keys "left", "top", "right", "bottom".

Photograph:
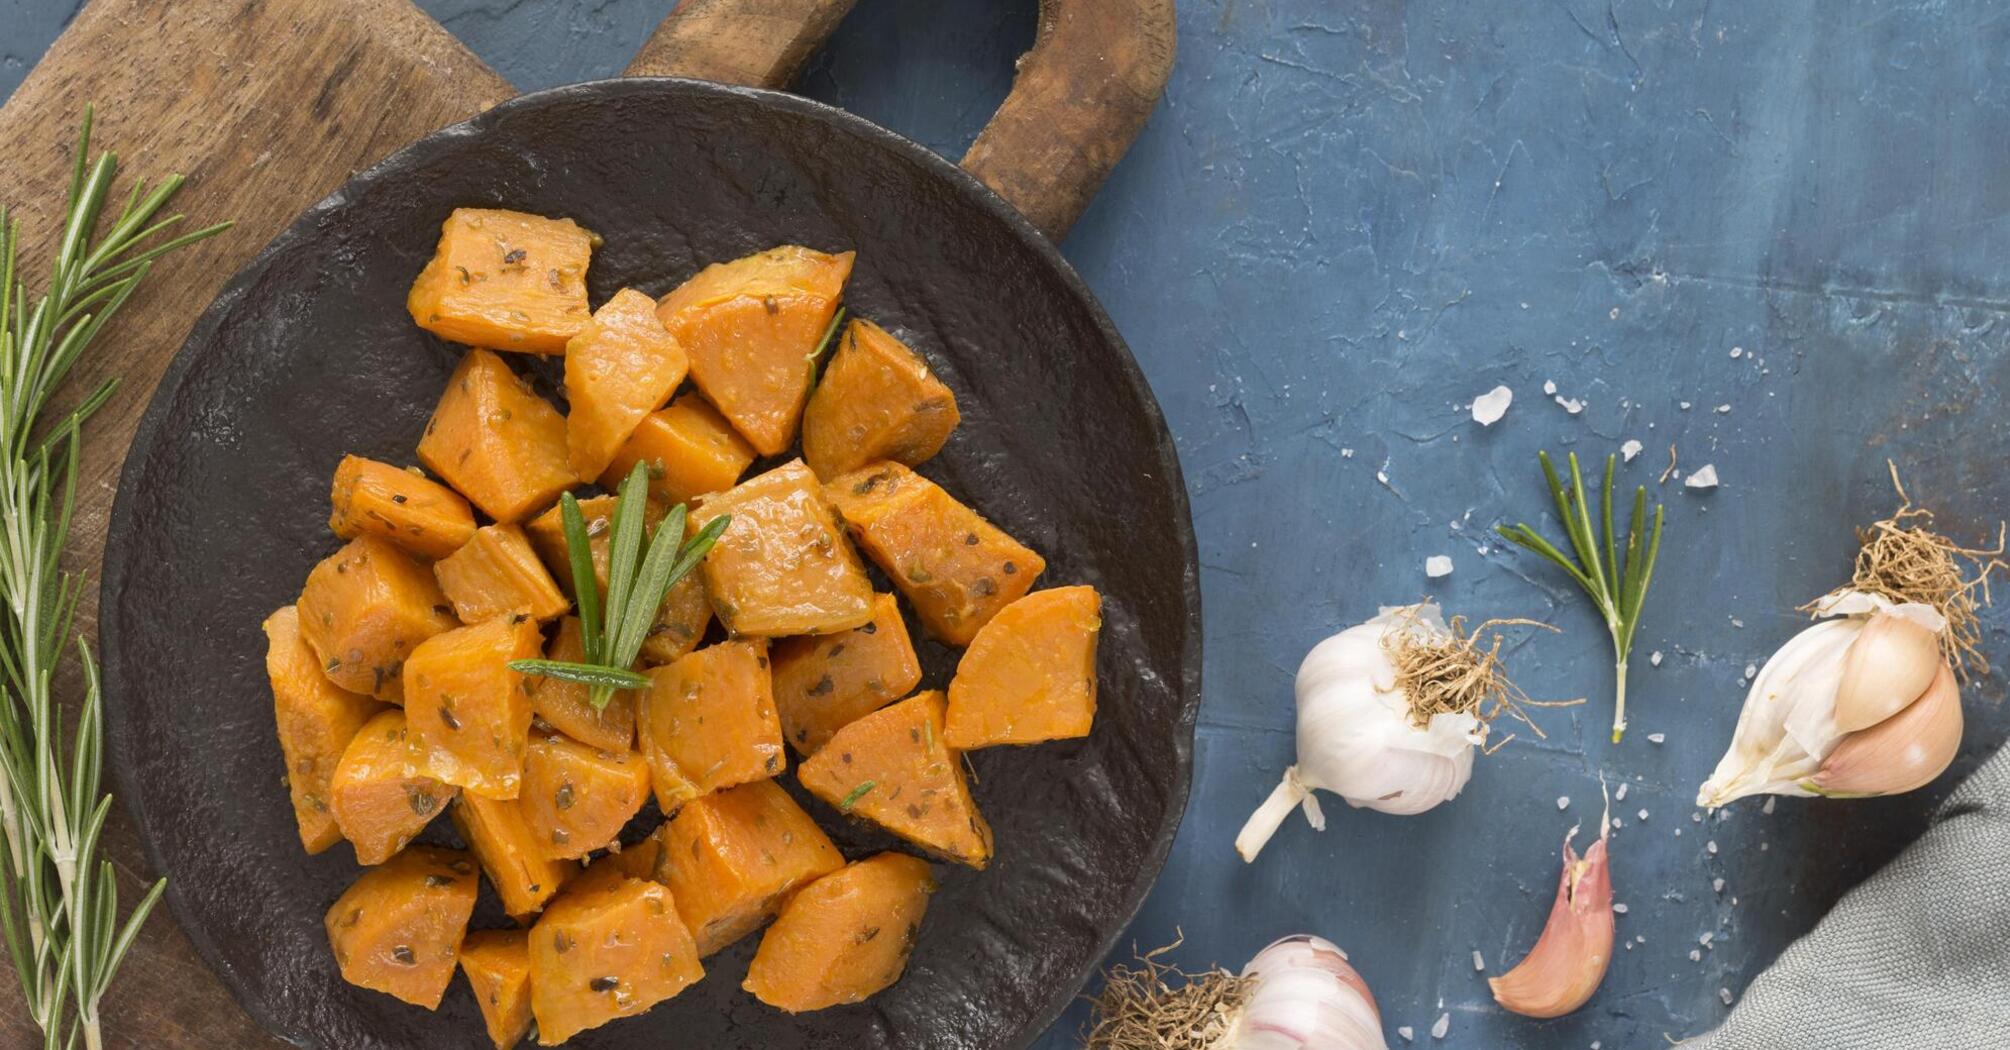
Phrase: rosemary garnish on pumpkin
[
  {"left": 509, "top": 461, "right": 728, "bottom": 708},
  {"left": 1497, "top": 451, "right": 1664, "bottom": 743}
]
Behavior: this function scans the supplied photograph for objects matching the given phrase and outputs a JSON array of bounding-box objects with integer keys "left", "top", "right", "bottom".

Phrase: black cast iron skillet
[{"left": 97, "top": 28, "right": 1198, "bottom": 1050}]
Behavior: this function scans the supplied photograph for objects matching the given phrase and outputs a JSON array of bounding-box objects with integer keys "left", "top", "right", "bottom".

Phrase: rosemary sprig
[
  {"left": 805, "top": 305, "right": 846, "bottom": 383},
  {"left": 509, "top": 461, "right": 729, "bottom": 708},
  {"left": 1497, "top": 451, "right": 1664, "bottom": 743},
  {"left": 0, "top": 110, "right": 228, "bottom": 1050}
]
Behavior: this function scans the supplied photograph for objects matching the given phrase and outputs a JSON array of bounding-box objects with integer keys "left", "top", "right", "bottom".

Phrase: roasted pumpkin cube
[
  {"left": 743, "top": 852, "right": 936, "bottom": 1011},
  {"left": 798, "top": 691, "right": 992, "bottom": 869},
  {"left": 596, "top": 832, "right": 670, "bottom": 885},
  {"left": 565, "top": 288, "right": 689, "bottom": 479},
  {"left": 600, "top": 392, "right": 755, "bottom": 507},
  {"left": 651, "top": 779, "right": 842, "bottom": 956},
  {"left": 407, "top": 207, "right": 593, "bottom": 354},
  {"left": 801, "top": 319, "right": 960, "bottom": 481},
  {"left": 418, "top": 349, "right": 577, "bottom": 523},
  {"left": 638, "top": 639, "right": 785, "bottom": 812},
  {"left": 299, "top": 535, "right": 459, "bottom": 702},
  {"left": 329, "top": 455, "right": 477, "bottom": 559},
  {"left": 826, "top": 461, "right": 1045, "bottom": 645},
  {"left": 525, "top": 497, "right": 712, "bottom": 665},
  {"left": 459, "top": 929, "right": 535, "bottom": 1050},
  {"left": 689, "top": 460, "right": 873, "bottom": 637},
  {"left": 640, "top": 570, "right": 712, "bottom": 666},
  {"left": 656, "top": 245, "right": 854, "bottom": 454},
  {"left": 526, "top": 617, "right": 636, "bottom": 753},
  {"left": 945, "top": 586, "right": 1102, "bottom": 749},
  {"left": 330, "top": 709, "right": 459, "bottom": 865},
  {"left": 265, "top": 605, "right": 385, "bottom": 854},
  {"left": 450, "top": 793, "right": 574, "bottom": 920},
  {"left": 772, "top": 593, "right": 921, "bottom": 755},
  {"left": 434, "top": 524, "right": 570, "bottom": 624},
  {"left": 403, "top": 616, "right": 543, "bottom": 799},
  {"left": 325, "top": 845, "right": 478, "bottom": 1009},
  {"left": 519, "top": 734, "right": 651, "bottom": 860},
  {"left": 529, "top": 877, "right": 703, "bottom": 1044}
]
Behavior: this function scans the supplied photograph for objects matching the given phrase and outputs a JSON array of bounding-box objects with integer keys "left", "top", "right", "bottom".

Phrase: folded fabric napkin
[{"left": 1687, "top": 745, "right": 2010, "bottom": 1048}]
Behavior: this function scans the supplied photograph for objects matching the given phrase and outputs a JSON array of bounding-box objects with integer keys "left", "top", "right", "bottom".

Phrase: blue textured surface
[{"left": 11, "top": 1, "right": 2010, "bottom": 1046}]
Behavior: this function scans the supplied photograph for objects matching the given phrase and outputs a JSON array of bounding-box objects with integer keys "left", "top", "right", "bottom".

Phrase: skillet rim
[{"left": 99, "top": 75, "right": 1202, "bottom": 1050}]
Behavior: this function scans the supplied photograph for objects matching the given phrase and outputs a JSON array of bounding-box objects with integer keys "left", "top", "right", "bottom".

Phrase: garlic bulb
[
  {"left": 1234, "top": 936, "right": 1388, "bottom": 1050},
  {"left": 1236, "top": 603, "right": 1484, "bottom": 862},
  {"left": 1698, "top": 591, "right": 1954, "bottom": 807}
]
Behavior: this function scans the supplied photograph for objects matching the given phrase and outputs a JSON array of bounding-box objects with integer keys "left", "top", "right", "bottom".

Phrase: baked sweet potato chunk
[
  {"left": 299, "top": 535, "right": 459, "bottom": 702},
  {"left": 801, "top": 319, "right": 959, "bottom": 481},
  {"left": 329, "top": 455, "right": 477, "bottom": 559},
  {"left": 526, "top": 617, "right": 636, "bottom": 753},
  {"left": 459, "top": 929, "right": 534, "bottom": 1050},
  {"left": 798, "top": 691, "right": 992, "bottom": 869},
  {"left": 826, "top": 461, "right": 1045, "bottom": 646},
  {"left": 743, "top": 852, "right": 936, "bottom": 1012},
  {"left": 325, "top": 845, "right": 478, "bottom": 1009},
  {"left": 519, "top": 733, "right": 650, "bottom": 859},
  {"left": 418, "top": 349, "right": 577, "bottom": 523},
  {"left": 772, "top": 593, "right": 921, "bottom": 755},
  {"left": 407, "top": 207, "right": 593, "bottom": 354},
  {"left": 599, "top": 392, "right": 755, "bottom": 507},
  {"left": 638, "top": 639, "right": 784, "bottom": 812},
  {"left": 529, "top": 877, "right": 703, "bottom": 1044},
  {"left": 689, "top": 460, "right": 873, "bottom": 637},
  {"left": 525, "top": 497, "right": 711, "bottom": 666},
  {"left": 564, "top": 288, "right": 689, "bottom": 479},
  {"left": 945, "top": 586, "right": 1102, "bottom": 749},
  {"left": 434, "top": 524, "right": 570, "bottom": 624},
  {"left": 330, "top": 709, "right": 459, "bottom": 865},
  {"left": 650, "top": 779, "right": 843, "bottom": 956},
  {"left": 403, "top": 616, "right": 542, "bottom": 799},
  {"left": 656, "top": 245, "right": 854, "bottom": 454},
  {"left": 450, "top": 792, "right": 573, "bottom": 920},
  {"left": 265, "top": 605, "right": 385, "bottom": 853}
]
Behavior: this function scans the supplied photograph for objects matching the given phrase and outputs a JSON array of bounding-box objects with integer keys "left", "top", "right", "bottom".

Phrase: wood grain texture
[
  {"left": 625, "top": 0, "right": 860, "bottom": 87},
  {"left": 0, "top": 0, "right": 509, "bottom": 1045}
]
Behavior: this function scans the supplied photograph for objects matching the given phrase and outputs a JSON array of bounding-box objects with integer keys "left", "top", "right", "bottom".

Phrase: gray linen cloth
[{"left": 1688, "top": 745, "right": 2010, "bottom": 1048}]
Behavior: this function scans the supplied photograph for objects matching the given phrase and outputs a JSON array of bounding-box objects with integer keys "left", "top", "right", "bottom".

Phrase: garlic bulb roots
[{"left": 1084, "top": 936, "right": 1387, "bottom": 1050}]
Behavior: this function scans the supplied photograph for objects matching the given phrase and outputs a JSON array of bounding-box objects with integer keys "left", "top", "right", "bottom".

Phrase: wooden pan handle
[{"left": 626, "top": 0, "right": 1176, "bottom": 243}]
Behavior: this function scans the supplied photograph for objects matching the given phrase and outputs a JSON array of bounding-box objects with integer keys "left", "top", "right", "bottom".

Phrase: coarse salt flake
[
  {"left": 1543, "top": 379, "right": 1558, "bottom": 395},
  {"left": 1720, "top": 988, "right": 1735, "bottom": 1006},
  {"left": 1648, "top": 733, "right": 1666, "bottom": 745},
  {"left": 1707, "top": 840, "right": 1719, "bottom": 855},
  {"left": 1713, "top": 877, "right": 1726, "bottom": 893},
  {"left": 1426, "top": 555, "right": 1454, "bottom": 578},
  {"left": 1638, "top": 809, "right": 1650, "bottom": 821},
  {"left": 1612, "top": 902, "right": 1629, "bottom": 914},
  {"left": 1622, "top": 439, "right": 1644, "bottom": 461},
  {"left": 1398, "top": 1027, "right": 1414, "bottom": 1042},
  {"left": 1615, "top": 782, "right": 1629, "bottom": 801},
  {"left": 1472, "top": 385, "right": 1513, "bottom": 426},
  {"left": 1685, "top": 464, "right": 1720, "bottom": 489},
  {"left": 1558, "top": 796, "right": 1571, "bottom": 810},
  {"left": 1473, "top": 950, "right": 1485, "bottom": 971},
  {"left": 1651, "top": 650, "right": 1663, "bottom": 666},
  {"left": 1432, "top": 1013, "right": 1450, "bottom": 1039}
]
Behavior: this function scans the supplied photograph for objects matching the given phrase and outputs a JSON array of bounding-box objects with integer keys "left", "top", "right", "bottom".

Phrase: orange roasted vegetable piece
[
  {"left": 945, "top": 586, "right": 1102, "bottom": 749},
  {"left": 459, "top": 929, "right": 535, "bottom": 1050},
  {"left": 526, "top": 618, "right": 636, "bottom": 752},
  {"left": 650, "top": 779, "right": 843, "bottom": 956},
  {"left": 744, "top": 852, "right": 936, "bottom": 1011},
  {"left": 525, "top": 497, "right": 712, "bottom": 666},
  {"left": 519, "top": 733, "right": 651, "bottom": 859},
  {"left": 656, "top": 245, "right": 854, "bottom": 455},
  {"left": 564, "top": 288, "right": 689, "bottom": 479},
  {"left": 689, "top": 460, "right": 873, "bottom": 637},
  {"left": 434, "top": 524, "right": 570, "bottom": 624},
  {"left": 772, "top": 593, "right": 921, "bottom": 755},
  {"left": 418, "top": 349, "right": 577, "bottom": 523},
  {"left": 450, "top": 792, "right": 573, "bottom": 920},
  {"left": 298, "top": 535, "right": 459, "bottom": 703},
  {"left": 403, "top": 615, "right": 542, "bottom": 799},
  {"left": 529, "top": 876, "right": 703, "bottom": 1044},
  {"left": 826, "top": 461, "right": 1045, "bottom": 646},
  {"left": 329, "top": 455, "right": 476, "bottom": 559},
  {"left": 326, "top": 845, "right": 478, "bottom": 1008},
  {"left": 801, "top": 319, "right": 960, "bottom": 481},
  {"left": 329, "top": 709, "right": 458, "bottom": 865},
  {"left": 638, "top": 639, "right": 785, "bottom": 812},
  {"left": 407, "top": 207, "right": 593, "bottom": 354},
  {"left": 600, "top": 392, "right": 755, "bottom": 508},
  {"left": 799, "top": 691, "right": 992, "bottom": 869},
  {"left": 265, "top": 605, "right": 385, "bottom": 853}
]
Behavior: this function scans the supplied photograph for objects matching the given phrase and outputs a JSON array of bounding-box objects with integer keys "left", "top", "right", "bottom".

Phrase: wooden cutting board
[{"left": 0, "top": 0, "right": 1169, "bottom": 1044}]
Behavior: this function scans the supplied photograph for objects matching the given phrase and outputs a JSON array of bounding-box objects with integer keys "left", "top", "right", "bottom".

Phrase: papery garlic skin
[
  {"left": 1236, "top": 604, "right": 1484, "bottom": 862},
  {"left": 1232, "top": 935, "right": 1388, "bottom": 1050}
]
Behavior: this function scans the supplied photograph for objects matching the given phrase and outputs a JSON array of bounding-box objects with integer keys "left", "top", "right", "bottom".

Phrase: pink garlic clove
[
  {"left": 1833, "top": 611, "right": 1942, "bottom": 733},
  {"left": 1811, "top": 660, "right": 1962, "bottom": 797},
  {"left": 1488, "top": 823, "right": 1614, "bottom": 1018}
]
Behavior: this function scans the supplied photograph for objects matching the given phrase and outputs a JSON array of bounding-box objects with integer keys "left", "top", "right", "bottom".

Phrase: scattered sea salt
[
  {"left": 1431, "top": 1013, "right": 1450, "bottom": 1039},
  {"left": 1555, "top": 395, "right": 1585, "bottom": 414},
  {"left": 1472, "top": 385, "right": 1513, "bottom": 426},
  {"left": 1685, "top": 464, "right": 1721, "bottom": 489},
  {"left": 1700, "top": 932, "right": 1715, "bottom": 947},
  {"left": 1648, "top": 733, "right": 1666, "bottom": 745},
  {"left": 1707, "top": 840, "right": 1719, "bottom": 855},
  {"left": 1689, "top": 948, "right": 1703, "bottom": 962},
  {"left": 1720, "top": 988, "right": 1735, "bottom": 1006},
  {"left": 1377, "top": 470, "right": 1390, "bottom": 484},
  {"left": 1613, "top": 902, "right": 1629, "bottom": 914},
  {"left": 1730, "top": 346, "right": 1744, "bottom": 359},
  {"left": 1615, "top": 782, "right": 1629, "bottom": 801},
  {"left": 1558, "top": 796, "right": 1571, "bottom": 810},
  {"left": 1543, "top": 379, "right": 1558, "bottom": 395},
  {"left": 1744, "top": 663, "right": 1758, "bottom": 680},
  {"left": 1714, "top": 877, "right": 1726, "bottom": 893},
  {"left": 1398, "top": 1026, "right": 1414, "bottom": 1042},
  {"left": 1426, "top": 555, "right": 1454, "bottom": 578},
  {"left": 1691, "top": 812, "right": 1703, "bottom": 823},
  {"left": 1680, "top": 401, "right": 1693, "bottom": 410},
  {"left": 1638, "top": 809, "right": 1650, "bottom": 822},
  {"left": 1340, "top": 448, "right": 1355, "bottom": 458},
  {"left": 1715, "top": 404, "right": 1732, "bottom": 414},
  {"left": 1762, "top": 797, "right": 1776, "bottom": 815},
  {"left": 1650, "top": 650, "right": 1663, "bottom": 666},
  {"left": 1473, "top": 950, "right": 1485, "bottom": 971},
  {"left": 1622, "top": 439, "right": 1644, "bottom": 461}
]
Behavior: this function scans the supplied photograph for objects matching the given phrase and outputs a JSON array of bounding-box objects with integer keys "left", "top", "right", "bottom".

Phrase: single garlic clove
[
  {"left": 1808, "top": 660, "right": 1962, "bottom": 797},
  {"left": 1489, "top": 824, "right": 1614, "bottom": 1018},
  {"left": 1833, "top": 611, "right": 1942, "bottom": 733}
]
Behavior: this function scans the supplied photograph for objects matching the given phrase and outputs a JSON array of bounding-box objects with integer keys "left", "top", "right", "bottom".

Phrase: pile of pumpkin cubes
[{"left": 263, "top": 209, "right": 1104, "bottom": 1047}]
